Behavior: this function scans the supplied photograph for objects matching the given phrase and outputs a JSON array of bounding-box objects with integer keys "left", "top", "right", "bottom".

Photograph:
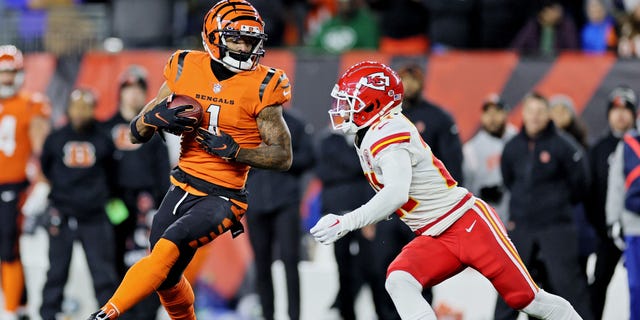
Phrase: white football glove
[
  {"left": 22, "top": 182, "right": 50, "bottom": 217},
  {"left": 310, "top": 213, "right": 348, "bottom": 245}
]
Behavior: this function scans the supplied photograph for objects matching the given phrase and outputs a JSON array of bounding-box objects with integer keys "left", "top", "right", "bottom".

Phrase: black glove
[
  {"left": 141, "top": 95, "right": 198, "bottom": 134},
  {"left": 196, "top": 127, "right": 240, "bottom": 160},
  {"left": 479, "top": 185, "right": 504, "bottom": 203}
]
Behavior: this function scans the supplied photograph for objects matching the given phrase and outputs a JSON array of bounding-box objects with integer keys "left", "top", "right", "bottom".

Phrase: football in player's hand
[{"left": 168, "top": 94, "right": 203, "bottom": 127}]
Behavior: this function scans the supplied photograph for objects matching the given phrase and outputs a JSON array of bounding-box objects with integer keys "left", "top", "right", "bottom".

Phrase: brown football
[{"left": 168, "top": 94, "right": 203, "bottom": 126}]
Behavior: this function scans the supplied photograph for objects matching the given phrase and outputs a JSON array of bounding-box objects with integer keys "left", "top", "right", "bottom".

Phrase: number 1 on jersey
[{"left": 206, "top": 104, "right": 221, "bottom": 132}]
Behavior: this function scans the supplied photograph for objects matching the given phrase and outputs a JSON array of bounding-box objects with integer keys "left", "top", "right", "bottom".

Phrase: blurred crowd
[{"left": 3, "top": 0, "right": 640, "bottom": 57}]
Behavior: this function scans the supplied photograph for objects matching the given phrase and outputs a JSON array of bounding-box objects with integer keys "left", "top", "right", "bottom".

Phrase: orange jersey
[
  {"left": 163, "top": 50, "right": 291, "bottom": 189},
  {"left": 0, "top": 91, "right": 51, "bottom": 184}
]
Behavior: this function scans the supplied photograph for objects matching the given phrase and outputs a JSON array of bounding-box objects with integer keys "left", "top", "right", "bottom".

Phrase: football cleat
[{"left": 86, "top": 310, "right": 111, "bottom": 320}]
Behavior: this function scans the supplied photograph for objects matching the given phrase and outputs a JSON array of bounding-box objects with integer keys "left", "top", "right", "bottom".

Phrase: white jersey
[{"left": 355, "top": 113, "right": 475, "bottom": 236}]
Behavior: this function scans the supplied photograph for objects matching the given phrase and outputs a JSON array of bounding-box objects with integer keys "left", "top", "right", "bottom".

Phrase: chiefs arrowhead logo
[{"left": 359, "top": 72, "right": 390, "bottom": 91}]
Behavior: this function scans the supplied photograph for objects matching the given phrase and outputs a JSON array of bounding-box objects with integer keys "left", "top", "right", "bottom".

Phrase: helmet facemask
[{"left": 202, "top": 0, "right": 268, "bottom": 73}]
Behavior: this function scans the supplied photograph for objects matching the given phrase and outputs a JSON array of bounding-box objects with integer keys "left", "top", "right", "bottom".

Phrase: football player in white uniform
[{"left": 311, "top": 61, "right": 583, "bottom": 320}]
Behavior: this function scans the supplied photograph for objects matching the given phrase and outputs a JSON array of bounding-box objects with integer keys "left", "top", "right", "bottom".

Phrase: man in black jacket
[
  {"left": 495, "top": 92, "right": 592, "bottom": 320},
  {"left": 39, "top": 89, "right": 119, "bottom": 320},
  {"left": 585, "top": 86, "right": 637, "bottom": 320},
  {"left": 245, "top": 109, "right": 314, "bottom": 320},
  {"left": 397, "top": 64, "right": 463, "bottom": 183},
  {"left": 100, "top": 66, "right": 169, "bottom": 320}
]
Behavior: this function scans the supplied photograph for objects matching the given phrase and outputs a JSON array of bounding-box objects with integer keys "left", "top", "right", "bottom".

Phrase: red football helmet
[
  {"left": 329, "top": 61, "right": 404, "bottom": 133},
  {"left": 202, "top": 0, "right": 267, "bottom": 72},
  {"left": 0, "top": 45, "right": 25, "bottom": 98}
]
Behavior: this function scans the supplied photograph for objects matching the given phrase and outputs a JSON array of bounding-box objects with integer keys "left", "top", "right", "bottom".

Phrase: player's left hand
[
  {"left": 196, "top": 127, "right": 240, "bottom": 161},
  {"left": 311, "top": 213, "right": 348, "bottom": 245}
]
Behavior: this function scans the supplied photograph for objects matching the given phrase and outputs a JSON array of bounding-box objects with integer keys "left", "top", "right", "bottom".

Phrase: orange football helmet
[
  {"left": 202, "top": 0, "right": 267, "bottom": 72},
  {"left": 0, "top": 45, "right": 25, "bottom": 98}
]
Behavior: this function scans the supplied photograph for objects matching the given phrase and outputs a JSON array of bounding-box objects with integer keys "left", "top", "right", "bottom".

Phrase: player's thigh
[
  {"left": 387, "top": 234, "right": 464, "bottom": 288},
  {"left": 149, "top": 186, "right": 190, "bottom": 248},
  {"left": 161, "top": 194, "right": 245, "bottom": 249},
  {"left": 466, "top": 201, "right": 538, "bottom": 309}
]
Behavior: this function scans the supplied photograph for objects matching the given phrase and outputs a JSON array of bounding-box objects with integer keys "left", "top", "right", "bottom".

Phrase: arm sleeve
[
  {"left": 501, "top": 142, "right": 514, "bottom": 191},
  {"left": 564, "top": 140, "right": 590, "bottom": 204},
  {"left": 606, "top": 142, "right": 625, "bottom": 225},
  {"left": 342, "top": 148, "right": 412, "bottom": 231},
  {"left": 259, "top": 69, "right": 291, "bottom": 112},
  {"left": 39, "top": 136, "right": 53, "bottom": 180}
]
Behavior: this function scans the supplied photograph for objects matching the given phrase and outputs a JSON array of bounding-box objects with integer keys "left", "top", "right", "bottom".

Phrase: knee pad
[
  {"left": 385, "top": 270, "right": 422, "bottom": 297},
  {"left": 521, "top": 289, "right": 581, "bottom": 320}
]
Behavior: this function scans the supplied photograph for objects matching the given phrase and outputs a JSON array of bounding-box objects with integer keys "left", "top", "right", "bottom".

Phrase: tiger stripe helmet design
[
  {"left": 0, "top": 45, "right": 25, "bottom": 98},
  {"left": 202, "top": 0, "right": 267, "bottom": 72}
]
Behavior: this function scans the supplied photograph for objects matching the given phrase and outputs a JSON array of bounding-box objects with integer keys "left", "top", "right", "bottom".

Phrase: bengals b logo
[
  {"left": 112, "top": 124, "right": 140, "bottom": 151},
  {"left": 63, "top": 141, "right": 96, "bottom": 168}
]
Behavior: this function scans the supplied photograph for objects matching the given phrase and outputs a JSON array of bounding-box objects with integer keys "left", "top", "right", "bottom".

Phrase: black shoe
[{"left": 87, "top": 310, "right": 111, "bottom": 320}]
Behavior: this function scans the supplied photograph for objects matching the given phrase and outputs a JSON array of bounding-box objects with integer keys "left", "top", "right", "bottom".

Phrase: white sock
[
  {"left": 385, "top": 271, "right": 436, "bottom": 320},
  {"left": 521, "top": 289, "right": 583, "bottom": 320}
]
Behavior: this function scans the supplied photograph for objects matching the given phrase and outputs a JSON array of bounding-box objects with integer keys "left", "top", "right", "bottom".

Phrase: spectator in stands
[
  {"left": 423, "top": 0, "right": 475, "bottom": 51},
  {"left": 476, "top": 0, "right": 533, "bottom": 49},
  {"left": 365, "top": 0, "right": 429, "bottom": 54},
  {"left": 462, "top": 94, "right": 517, "bottom": 223},
  {"left": 511, "top": 1, "right": 579, "bottom": 56},
  {"left": 38, "top": 88, "right": 119, "bottom": 320},
  {"left": 314, "top": 128, "right": 393, "bottom": 320},
  {"left": 549, "top": 94, "right": 595, "bottom": 275},
  {"left": 495, "top": 92, "right": 592, "bottom": 320},
  {"left": 582, "top": 0, "right": 618, "bottom": 53},
  {"left": 549, "top": 94, "right": 588, "bottom": 148},
  {"left": 245, "top": 109, "right": 314, "bottom": 320},
  {"left": 618, "top": 4, "right": 640, "bottom": 57},
  {"left": 606, "top": 85, "right": 640, "bottom": 320},
  {"left": 397, "top": 64, "right": 464, "bottom": 183},
  {"left": 310, "top": 0, "right": 379, "bottom": 54},
  {"left": 100, "top": 66, "right": 168, "bottom": 320},
  {"left": 586, "top": 85, "right": 636, "bottom": 320}
]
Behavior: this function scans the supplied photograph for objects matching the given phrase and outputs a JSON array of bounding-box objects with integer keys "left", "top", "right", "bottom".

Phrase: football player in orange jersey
[
  {"left": 0, "top": 45, "right": 50, "bottom": 320},
  {"left": 87, "top": 1, "right": 292, "bottom": 319}
]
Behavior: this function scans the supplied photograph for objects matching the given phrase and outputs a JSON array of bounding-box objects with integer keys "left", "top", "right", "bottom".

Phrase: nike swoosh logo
[
  {"left": 212, "top": 144, "right": 227, "bottom": 150},
  {"left": 283, "top": 90, "right": 290, "bottom": 96},
  {"left": 329, "top": 219, "right": 340, "bottom": 228},
  {"left": 155, "top": 113, "right": 169, "bottom": 125},
  {"left": 465, "top": 220, "right": 477, "bottom": 233}
]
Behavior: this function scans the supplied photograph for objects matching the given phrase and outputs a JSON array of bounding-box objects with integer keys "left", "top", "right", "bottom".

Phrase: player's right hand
[
  {"left": 141, "top": 94, "right": 197, "bottom": 134},
  {"left": 311, "top": 213, "right": 347, "bottom": 245}
]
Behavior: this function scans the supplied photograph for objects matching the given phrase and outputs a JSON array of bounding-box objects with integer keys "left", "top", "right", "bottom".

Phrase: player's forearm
[
  {"left": 236, "top": 144, "right": 292, "bottom": 171},
  {"left": 343, "top": 150, "right": 412, "bottom": 231}
]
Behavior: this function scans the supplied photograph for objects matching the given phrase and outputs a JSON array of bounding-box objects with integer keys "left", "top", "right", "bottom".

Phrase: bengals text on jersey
[{"left": 163, "top": 50, "right": 291, "bottom": 190}]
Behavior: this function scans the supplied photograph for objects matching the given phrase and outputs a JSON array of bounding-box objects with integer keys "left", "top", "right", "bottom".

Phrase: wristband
[{"left": 130, "top": 114, "right": 152, "bottom": 143}]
